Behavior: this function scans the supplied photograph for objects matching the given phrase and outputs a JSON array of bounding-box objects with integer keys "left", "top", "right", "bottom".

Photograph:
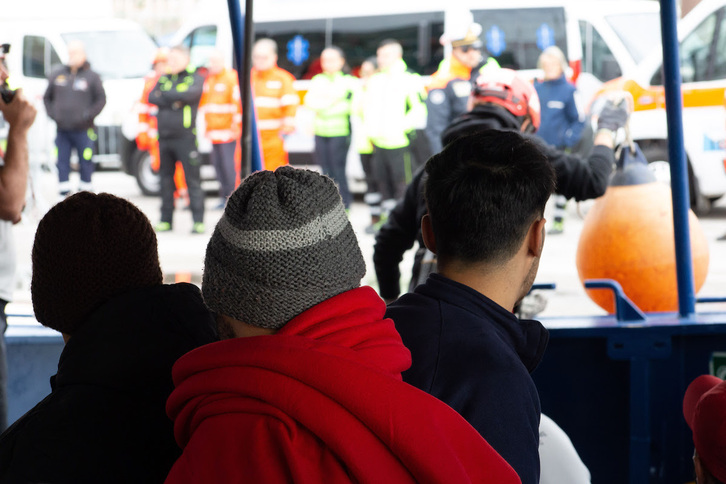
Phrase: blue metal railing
[{"left": 660, "top": 0, "right": 696, "bottom": 318}]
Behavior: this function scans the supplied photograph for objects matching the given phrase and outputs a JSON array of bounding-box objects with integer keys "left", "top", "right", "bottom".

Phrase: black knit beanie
[
  {"left": 202, "top": 167, "right": 366, "bottom": 330},
  {"left": 31, "top": 192, "right": 163, "bottom": 334}
]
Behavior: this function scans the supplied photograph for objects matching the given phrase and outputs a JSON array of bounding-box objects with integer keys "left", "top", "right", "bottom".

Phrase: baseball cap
[{"left": 683, "top": 374, "right": 726, "bottom": 482}]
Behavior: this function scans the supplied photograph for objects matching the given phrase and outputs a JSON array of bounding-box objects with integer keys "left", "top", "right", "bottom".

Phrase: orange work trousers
[{"left": 259, "top": 130, "right": 289, "bottom": 172}]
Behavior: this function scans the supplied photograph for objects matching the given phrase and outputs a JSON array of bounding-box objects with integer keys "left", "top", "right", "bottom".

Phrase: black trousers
[
  {"left": 211, "top": 141, "right": 237, "bottom": 200},
  {"left": 159, "top": 136, "right": 205, "bottom": 225},
  {"left": 315, "top": 135, "right": 351, "bottom": 207}
]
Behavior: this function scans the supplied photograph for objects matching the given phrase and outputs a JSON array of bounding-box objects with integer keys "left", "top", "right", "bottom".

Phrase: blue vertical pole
[
  {"left": 227, "top": 0, "right": 263, "bottom": 174},
  {"left": 660, "top": 0, "right": 696, "bottom": 317}
]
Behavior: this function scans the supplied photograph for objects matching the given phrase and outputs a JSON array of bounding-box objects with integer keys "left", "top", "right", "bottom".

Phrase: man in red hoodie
[{"left": 165, "top": 167, "right": 520, "bottom": 483}]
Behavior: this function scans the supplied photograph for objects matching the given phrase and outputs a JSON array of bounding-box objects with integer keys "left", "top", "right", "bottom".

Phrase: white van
[
  {"left": 596, "top": 0, "right": 726, "bottom": 213},
  {"left": 0, "top": 18, "right": 157, "bottom": 169},
  {"left": 121, "top": 0, "right": 662, "bottom": 192}
]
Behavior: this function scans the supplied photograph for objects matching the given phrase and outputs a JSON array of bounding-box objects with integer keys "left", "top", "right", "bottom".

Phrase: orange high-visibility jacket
[
  {"left": 251, "top": 65, "right": 298, "bottom": 171},
  {"left": 199, "top": 68, "right": 242, "bottom": 144}
]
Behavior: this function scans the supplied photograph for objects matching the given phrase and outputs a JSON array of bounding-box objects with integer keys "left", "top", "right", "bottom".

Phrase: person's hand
[
  {"left": 596, "top": 99, "right": 629, "bottom": 132},
  {"left": 0, "top": 88, "right": 36, "bottom": 133}
]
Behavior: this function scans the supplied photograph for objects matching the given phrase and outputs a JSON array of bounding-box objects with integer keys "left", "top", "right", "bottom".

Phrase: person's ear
[
  {"left": 421, "top": 214, "right": 437, "bottom": 254},
  {"left": 527, "top": 218, "right": 547, "bottom": 258}
]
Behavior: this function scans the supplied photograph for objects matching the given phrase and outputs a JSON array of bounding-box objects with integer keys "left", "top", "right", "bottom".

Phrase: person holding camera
[{"left": 0, "top": 42, "right": 38, "bottom": 431}]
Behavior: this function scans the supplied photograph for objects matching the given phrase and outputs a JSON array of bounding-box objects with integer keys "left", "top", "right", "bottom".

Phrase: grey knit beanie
[{"left": 202, "top": 167, "right": 366, "bottom": 329}]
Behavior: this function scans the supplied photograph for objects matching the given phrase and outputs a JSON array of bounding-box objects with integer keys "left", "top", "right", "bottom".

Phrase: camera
[{"left": 0, "top": 43, "right": 17, "bottom": 104}]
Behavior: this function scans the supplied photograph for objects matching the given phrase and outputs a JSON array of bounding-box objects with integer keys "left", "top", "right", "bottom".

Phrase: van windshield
[
  {"left": 471, "top": 7, "right": 567, "bottom": 70},
  {"left": 606, "top": 13, "right": 662, "bottom": 64},
  {"left": 62, "top": 30, "right": 157, "bottom": 80}
]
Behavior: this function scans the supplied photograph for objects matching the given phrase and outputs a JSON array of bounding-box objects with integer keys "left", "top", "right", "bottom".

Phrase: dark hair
[
  {"left": 378, "top": 38, "right": 402, "bottom": 50},
  {"left": 424, "top": 129, "right": 555, "bottom": 265},
  {"left": 363, "top": 56, "right": 378, "bottom": 69}
]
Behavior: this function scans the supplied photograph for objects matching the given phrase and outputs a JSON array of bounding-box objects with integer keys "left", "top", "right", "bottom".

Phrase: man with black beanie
[{"left": 0, "top": 192, "right": 217, "bottom": 483}]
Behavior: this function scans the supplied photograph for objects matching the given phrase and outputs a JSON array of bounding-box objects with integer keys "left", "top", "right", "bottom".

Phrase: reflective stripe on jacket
[
  {"left": 361, "top": 59, "right": 427, "bottom": 150},
  {"left": 251, "top": 65, "right": 298, "bottom": 134},
  {"left": 199, "top": 68, "right": 242, "bottom": 144},
  {"left": 304, "top": 72, "right": 357, "bottom": 137}
]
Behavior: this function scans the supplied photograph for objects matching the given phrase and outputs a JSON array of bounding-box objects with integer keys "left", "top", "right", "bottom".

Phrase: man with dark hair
[
  {"left": 386, "top": 130, "right": 556, "bottom": 484},
  {"left": 374, "top": 67, "right": 626, "bottom": 302},
  {"left": 164, "top": 167, "right": 520, "bottom": 483},
  {"left": 149, "top": 45, "right": 206, "bottom": 234},
  {"left": 683, "top": 375, "right": 726, "bottom": 484}
]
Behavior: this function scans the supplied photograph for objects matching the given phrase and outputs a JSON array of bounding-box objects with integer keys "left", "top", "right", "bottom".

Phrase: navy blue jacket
[
  {"left": 386, "top": 274, "right": 549, "bottom": 484},
  {"left": 534, "top": 75, "right": 584, "bottom": 149}
]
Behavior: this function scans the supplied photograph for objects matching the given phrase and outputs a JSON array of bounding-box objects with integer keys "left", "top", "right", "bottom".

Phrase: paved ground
[{"left": 8, "top": 168, "right": 726, "bottom": 323}]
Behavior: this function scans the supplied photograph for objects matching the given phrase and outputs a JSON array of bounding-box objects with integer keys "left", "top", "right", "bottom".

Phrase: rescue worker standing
[
  {"left": 137, "top": 48, "right": 188, "bottom": 205},
  {"left": 425, "top": 20, "right": 497, "bottom": 155},
  {"left": 251, "top": 39, "right": 298, "bottom": 171},
  {"left": 361, "top": 39, "right": 426, "bottom": 217},
  {"left": 43, "top": 40, "right": 106, "bottom": 196},
  {"left": 199, "top": 49, "right": 241, "bottom": 208},
  {"left": 148, "top": 45, "right": 205, "bottom": 234},
  {"left": 304, "top": 46, "right": 357, "bottom": 208}
]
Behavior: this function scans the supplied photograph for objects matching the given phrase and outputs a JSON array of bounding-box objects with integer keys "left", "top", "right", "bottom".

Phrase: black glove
[{"left": 597, "top": 100, "right": 629, "bottom": 131}]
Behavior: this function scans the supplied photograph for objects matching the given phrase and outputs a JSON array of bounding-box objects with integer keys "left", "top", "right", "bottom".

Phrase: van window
[
  {"left": 471, "top": 7, "right": 567, "bottom": 70},
  {"left": 22, "top": 36, "right": 61, "bottom": 79},
  {"left": 255, "top": 19, "right": 327, "bottom": 80},
  {"left": 331, "top": 13, "right": 444, "bottom": 76},
  {"left": 605, "top": 12, "right": 661, "bottom": 64},
  {"left": 708, "top": 7, "right": 726, "bottom": 80},
  {"left": 183, "top": 25, "right": 218, "bottom": 68},
  {"left": 651, "top": 8, "right": 721, "bottom": 85},
  {"left": 580, "top": 21, "right": 622, "bottom": 82},
  {"left": 256, "top": 13, "right": 444, "bottom": 79},
  {"left": 61, "top": 30, "right": 157, "bottom": 80}
]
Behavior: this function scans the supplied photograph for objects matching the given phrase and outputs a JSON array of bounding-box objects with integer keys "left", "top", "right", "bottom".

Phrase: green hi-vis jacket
[
  {"left": 304, "top": 71, "right": 358, "bottom": 138},
  {"left": 360, "top": 59, "right": 427, "bottom": 150}
]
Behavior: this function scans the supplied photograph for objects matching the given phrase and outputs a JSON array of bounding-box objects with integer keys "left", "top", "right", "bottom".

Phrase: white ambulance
[{"left": 596, "top": 0, "right": 726, "bottom": 213}]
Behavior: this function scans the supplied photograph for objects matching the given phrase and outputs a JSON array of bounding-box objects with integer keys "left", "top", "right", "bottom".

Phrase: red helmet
[{"left": 472, "top": 68, "right": 541, "bottom": 131}]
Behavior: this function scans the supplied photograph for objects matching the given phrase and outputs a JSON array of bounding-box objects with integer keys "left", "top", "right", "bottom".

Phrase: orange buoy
[{"left": 576, "top": 145, "right": 709, "bottom": 313}]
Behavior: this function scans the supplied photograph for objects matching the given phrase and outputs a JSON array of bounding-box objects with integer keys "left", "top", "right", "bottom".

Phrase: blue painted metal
[
  {"left": 530, "top": 282, "right": 556, "bottom": 291},
  {"left": 696, "top": 297, "right": 726, "bottom": 304},
  {"left": 585, "top": 279, "right": 647, "bottom": 322},
  {"left": 227, "top": 0, "right": 263, "bottom": 174},
  {"left": 660, "top": 0, "right": 696, "bottom": 317}
]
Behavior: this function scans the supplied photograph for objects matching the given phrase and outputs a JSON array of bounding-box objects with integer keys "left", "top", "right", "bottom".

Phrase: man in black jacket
[
  {"left": 0, "top": 192, "right": 217, "bottom": 483},
  {"left": 374, "top": 68, "right": 627, "bottom": 301},
  {"left": 43, "top": 40, "right": 106, "bottom": 196},
  {"left": 148, "top": 45, "right": 206, "bottom": 234},
  {"left": 386, "top": 130, "right": 555, "bottom": 483}
]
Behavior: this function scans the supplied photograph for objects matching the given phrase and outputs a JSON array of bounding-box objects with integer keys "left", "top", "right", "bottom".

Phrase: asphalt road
[{"left": 8, "top": 168, "right": 726, "bottom": 323}]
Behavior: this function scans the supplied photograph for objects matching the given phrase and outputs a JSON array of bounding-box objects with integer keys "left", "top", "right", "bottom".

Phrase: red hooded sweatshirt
[{"left": 165, "top": 286, "right": 520, "bottom": 483}]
